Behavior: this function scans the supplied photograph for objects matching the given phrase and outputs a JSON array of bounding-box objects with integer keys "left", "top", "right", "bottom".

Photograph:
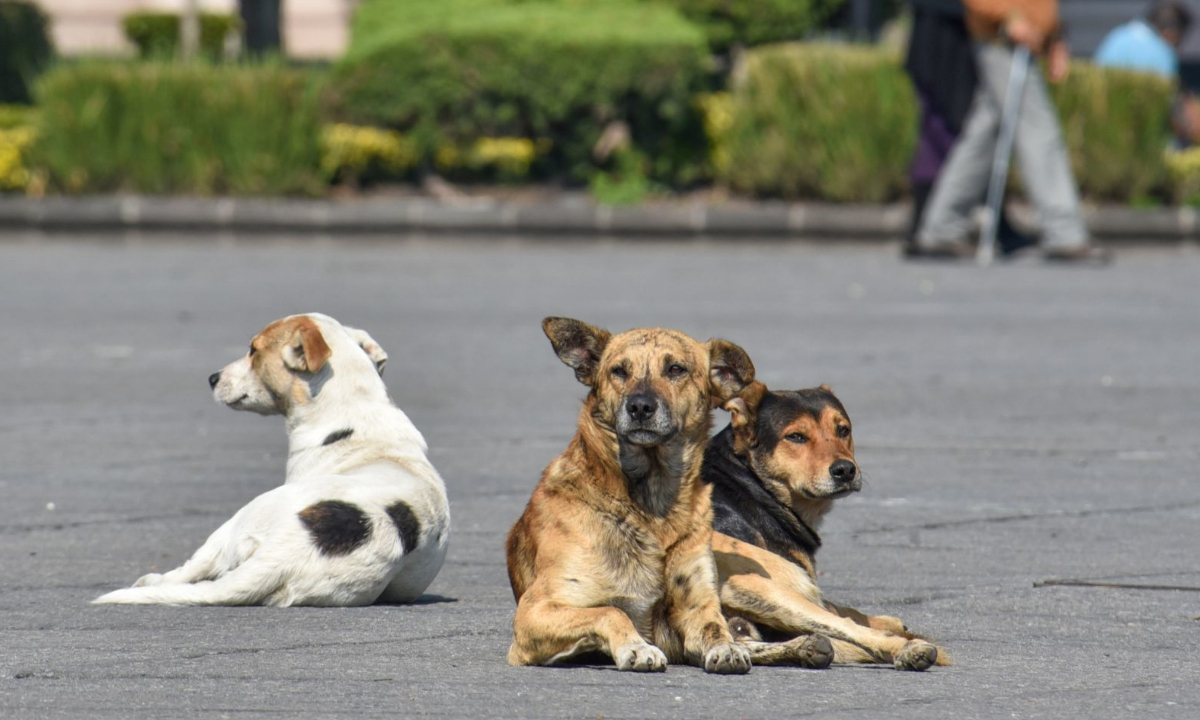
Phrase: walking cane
[{"left": 978, "top": 44, "right": 1032, "bottom": 266}]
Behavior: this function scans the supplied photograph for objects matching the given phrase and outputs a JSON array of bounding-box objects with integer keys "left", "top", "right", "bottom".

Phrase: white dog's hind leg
[
  {"left": 93, "top": 548, "right": 288, "bottom": 606},
  {"left": 132, "top": 514, "right": 247, "bottom": 587}
]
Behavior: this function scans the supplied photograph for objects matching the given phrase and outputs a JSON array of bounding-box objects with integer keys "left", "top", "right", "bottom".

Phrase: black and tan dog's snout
[{"left": 829, "top": 459, "right": 858, "bottom": 487}]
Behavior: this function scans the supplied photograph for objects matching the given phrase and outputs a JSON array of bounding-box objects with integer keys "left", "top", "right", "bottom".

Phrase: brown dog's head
[
  {"left": 726, "top": 383, "right": 859, "bottom": 504},
  {"left": 543, "top": 317, "right": 754, "bottom": 447},
  {"left": 209, "top": 313, "right": 388, "bottom": 416}
]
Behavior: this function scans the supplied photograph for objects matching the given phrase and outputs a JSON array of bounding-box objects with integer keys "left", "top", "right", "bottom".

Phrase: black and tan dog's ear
[
  {"left": 542, "top": 317, "right": 612, "bottom": 386},
  {"left": 344, "top": 326, "right": 388, "bottom": 376},
  {"left": 724, "top": 381, "right": 767, "bottom": 430},
  {"left": 707, "top": 338, "right": 755, "bottom": 406},
  {"left": 819, "top": 383, "right": 832, "bottom": 393},
  {"left": 282, "top": 317, "right": 332, "bottom": 374}
]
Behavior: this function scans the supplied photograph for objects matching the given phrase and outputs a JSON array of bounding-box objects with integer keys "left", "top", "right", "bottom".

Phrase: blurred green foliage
[
  {"left": 1051, "top": 64, "right": 1173, "bottom": 203},
  {"left": 122, "top": 12, "right": 242, "bottom": 60},
  {"left": 651, "top": 0, "right": 846, "bottom": 52},
  {"left": 323, "top": 0, "right": 711, "bottom": 184},
  {"left": 33, "top": 63, "right": 322, "bottom": 195},
  {"left": 721, "top": 43, "right": 916, "bottom": 202},
  {"left": 0, "top": 1, "right": 53, "bottom": 104}
]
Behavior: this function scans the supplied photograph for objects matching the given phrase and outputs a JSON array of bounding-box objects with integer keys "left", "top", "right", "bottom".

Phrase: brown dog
[
  {"left": 506, "top": 319, "right": 831, "bottom": 673},
  {"left": 706, "top": 382, "right": 948, "bottom": 670}
]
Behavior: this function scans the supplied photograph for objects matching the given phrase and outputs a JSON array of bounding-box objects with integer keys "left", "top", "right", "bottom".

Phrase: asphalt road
[{"left": 1, "top": 233, "right": 1198, "bottom": 719}]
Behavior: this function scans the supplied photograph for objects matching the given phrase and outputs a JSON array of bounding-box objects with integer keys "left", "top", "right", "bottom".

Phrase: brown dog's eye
[
  {"left": 667, "top": 364, "right": 687, "bottom": 378},
  {"left": 611, "top": 366, "right": 628, "bottom": 380},
  {"left": 837, "top": 426, "right": 851, "bottom": 439},
  {"left": 785, "top": 433, "right": 808, "bottom": 444},
  {"left": 248, "top": 345, "right": 257, "bottom": 357}
]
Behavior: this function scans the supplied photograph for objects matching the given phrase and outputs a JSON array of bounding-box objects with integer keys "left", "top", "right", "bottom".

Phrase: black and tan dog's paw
[
  {"left": 789, "top": 634, "right": 834, "bottom": 669},
  {"left": 703, "top": 642, "right": 752, "bottom": 674},
  {"left": 615, "top": 642, "right": 668, "bottom": 672},
  {"left": 894, "top": 640, "right": 938, "bottom": 671}
]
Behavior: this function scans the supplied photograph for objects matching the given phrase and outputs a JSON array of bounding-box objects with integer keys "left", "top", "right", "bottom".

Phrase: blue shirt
[{"left": 1094, "top": 20, "right": 1178, "bottom": 79}]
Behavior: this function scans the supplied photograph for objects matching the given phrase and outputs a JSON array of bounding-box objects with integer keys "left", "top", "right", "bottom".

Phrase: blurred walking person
[
  {"left": 915, "top": 0, "right": 1110, "bottom": 262},
  {"left": 904, "top": 0, "right": 1035, "bottom": 257}
]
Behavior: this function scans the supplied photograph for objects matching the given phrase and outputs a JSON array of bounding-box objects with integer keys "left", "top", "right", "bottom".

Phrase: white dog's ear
[
  {"left": 344, "top": 326, "right": 388, "bottom": 376},
  {"left": 282, "top": 317, "right": 332, "bottom": 374}
]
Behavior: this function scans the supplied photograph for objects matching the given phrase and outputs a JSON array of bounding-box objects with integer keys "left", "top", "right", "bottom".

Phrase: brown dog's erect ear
[
  {"left": 707, "top": 338, "right": 755, "bottom": 407},
  {"left": 343, "top": 325, "right": 388, "bottom": 376},
  {"left": 282, "top": 318, "right": 333, "bottom": 374},
  {"left": 542, "top": 317, "right": 612, "bottom": 386}
]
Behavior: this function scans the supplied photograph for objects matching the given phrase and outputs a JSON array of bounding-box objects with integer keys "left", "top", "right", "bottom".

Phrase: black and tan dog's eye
[
  {"left": 785, "top": 433, "right": 808, "bottom": 444},
  {"left": 837, "top": 426, "right": 851, "bottom": 439},
  {"left": 611, "top": 366, "right": 628, "bottom": 380},
  {"left": 667, "top": 364, "right": 687, "bottom": 378}
]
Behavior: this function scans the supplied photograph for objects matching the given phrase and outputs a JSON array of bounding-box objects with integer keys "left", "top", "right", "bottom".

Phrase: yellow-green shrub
[
  {"left": 0, "top": 124, "right": 34, "bottom": 191},
  {"left": 321, "top": 123, "right": 418, "bottom": 184}
]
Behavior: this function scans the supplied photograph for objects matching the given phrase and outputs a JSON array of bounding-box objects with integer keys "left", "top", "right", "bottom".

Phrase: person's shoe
[
  {"left": 1042, "top": 245, "right": 1113, "bottom": 265},
  {"left": 903, "top": 241, "right": 975, "bottom": 260},
  {"left": 998, "top": 227, "right": 1039, "bottom": 258}
]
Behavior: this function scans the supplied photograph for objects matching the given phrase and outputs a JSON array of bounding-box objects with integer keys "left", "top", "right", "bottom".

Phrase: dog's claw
[
  {"left": 894, "top": 640, "right": 938, "bottom": 671},
  {"left": 703, "top": 642, "right": 752, "bottom": 674},
  {"left": 790, "top": 634, "right": 834, "bottom": 669},
  {"left": 615, "top": 643, "right": 668, "bottom": 672}
]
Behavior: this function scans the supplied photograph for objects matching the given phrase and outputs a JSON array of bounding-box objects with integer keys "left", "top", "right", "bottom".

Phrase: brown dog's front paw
[
  {"left": 615, "top": 643, "right": 668, "bottom": 672},
  {"left": 790, "top": 634, "right": 834, "bottom": 669},
  {"left": 703, "top": 642, "right": 752, "bottom": 674},
  {"left": 894, "top": 640, "right": 938, "bottom": 671}
]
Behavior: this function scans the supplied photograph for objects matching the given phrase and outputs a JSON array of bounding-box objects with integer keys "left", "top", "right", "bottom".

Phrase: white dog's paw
[
  {"left": 133, "top": 573, "right": 164, "bottom": 587},
  {"left": 703, "top": 642, "right": 752, "bottom": 674},
  {"left": 614, "top": 642, "right": 668, "bottom": 672}
]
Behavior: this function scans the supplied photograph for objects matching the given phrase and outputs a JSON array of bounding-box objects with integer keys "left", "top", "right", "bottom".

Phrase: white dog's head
[{"left": 209, "top": 313, "right": 388, "bottom": 416}]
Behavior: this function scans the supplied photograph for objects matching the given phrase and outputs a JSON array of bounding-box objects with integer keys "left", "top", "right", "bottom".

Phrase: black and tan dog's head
[
  {"left": 543, "top": 317, "right": 754, "bottom": 448},
  {"left": 726, "top": 382, "right": 860, "bottom": 504},
  {"left": 209, "top": 313, "right": 388, "bottom": 416}
]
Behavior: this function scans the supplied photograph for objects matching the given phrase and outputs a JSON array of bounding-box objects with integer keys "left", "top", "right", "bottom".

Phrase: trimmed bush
[
  {"left": 33, "top": 63, "right": 322, "bottom": 195},
  {"left": 323, "top": 0, "right": 710, "bottom": 183},
  {"left": 654, "top": 0, "right": 846, "bottom": 52},
  {"left": 1051, "top": 64, "right": 1172, "bottom": 203},
  {"left": 122, "top": 11, "right": 242, "bottom": 60},
  {"left": 720, "top": 44, "right": 1175, "bottom": 203},
  {"left": 721, "top": 43, "right": 916, "bottom": 202},
  {"left": 0, "top": 1, "right": 53, "bottom": 104}
]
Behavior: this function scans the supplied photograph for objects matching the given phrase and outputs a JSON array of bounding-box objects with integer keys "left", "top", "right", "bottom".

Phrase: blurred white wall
[{"left": 35, "top": 0, "right": 359, "bottom": 58}]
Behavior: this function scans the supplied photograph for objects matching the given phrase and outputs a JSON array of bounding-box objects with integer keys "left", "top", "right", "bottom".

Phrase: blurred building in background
[{"left": 35, "top": 0, "right": 358, "bottom": 58}]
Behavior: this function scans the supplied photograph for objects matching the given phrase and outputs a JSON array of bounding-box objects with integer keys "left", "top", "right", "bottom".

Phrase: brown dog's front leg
[
  {"left": 509, "top": 586, "right": 663, "bottom": 671},
  {"left": 664, "top": 533, "right": 751, "bottom": 674}
]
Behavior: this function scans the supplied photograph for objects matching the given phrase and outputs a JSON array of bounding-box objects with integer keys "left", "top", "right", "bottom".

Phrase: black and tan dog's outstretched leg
[{"left": 715, "top": 538, "right": 942, "bottom": 671}]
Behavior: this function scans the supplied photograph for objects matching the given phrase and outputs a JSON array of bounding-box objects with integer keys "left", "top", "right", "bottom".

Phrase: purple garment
[{"left": 910, "top": 90, "right": 960, "bottom": 186}]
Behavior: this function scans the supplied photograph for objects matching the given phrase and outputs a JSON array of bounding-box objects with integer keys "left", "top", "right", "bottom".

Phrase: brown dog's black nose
[
  {"left": 208, "top": 372, "right": 221, "bottom": 390},
  {"left": 625, "top": 393, "right": 659, "bottom": 424},
  {"left": 830, "top": 460, "right": 857, "bottom": 485}
]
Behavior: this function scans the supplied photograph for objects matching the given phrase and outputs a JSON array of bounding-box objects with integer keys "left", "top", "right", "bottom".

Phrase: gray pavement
[{"left": 1, "top": 233, "right": 1198, "bottom": 719}]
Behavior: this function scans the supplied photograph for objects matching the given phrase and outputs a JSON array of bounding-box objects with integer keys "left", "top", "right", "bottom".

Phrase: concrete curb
[{"left": 0, "top": 195, "right": 1194, "bottom": 242}]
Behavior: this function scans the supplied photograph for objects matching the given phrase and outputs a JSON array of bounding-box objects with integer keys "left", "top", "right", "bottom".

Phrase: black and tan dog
[
  {"left": 705, "top": 382, "right": 948, "bottom": 671},
  {"left": 506, "top": 319, "right": 832, "bottom": 673}
]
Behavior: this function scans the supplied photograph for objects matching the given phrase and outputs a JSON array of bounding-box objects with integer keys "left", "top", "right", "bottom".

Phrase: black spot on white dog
[
  {"left": 298, "top": 500, "right": 370, "bottom": 556},
  {"left": 322, "top": 428, "right": 354, "bottom": 446},
  {"left": 386, "top": 501, "right": 422, "bottom": 553}
]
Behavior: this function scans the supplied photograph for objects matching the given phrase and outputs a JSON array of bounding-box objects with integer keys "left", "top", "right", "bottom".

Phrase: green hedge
[
  {"left": 720, "top": 44, "right": 1174, "bottom": 203},
  {"left": 122, "top": 12, "right": 242, "bottom": 60},
  {"left": 33, "top": 63, "right": 321, "bottom": 195},
  {"left": 0, "top": 1, "right": 53, "bottom": 104},
  {"left": 1053, "top": 64, "right": 1172, "bottom": 202},
  {"left": 653, "top": 0, "right": 845, "bottom": 52},
  {"left": 323, "top": 0, "right": 710, "bottom": 183},
  {"left": 721, "top": 44, "right": 916, "bottom": 202}
]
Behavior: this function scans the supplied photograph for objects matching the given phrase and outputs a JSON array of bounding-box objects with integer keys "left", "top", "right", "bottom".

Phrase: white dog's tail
[{"left": 92, "top": 559, "right": 286, "bottom": 606}]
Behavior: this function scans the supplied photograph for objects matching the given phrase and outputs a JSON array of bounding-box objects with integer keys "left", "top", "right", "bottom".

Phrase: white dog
[{"left": 94, "top": 313, "right": 450, "bottom": 606}]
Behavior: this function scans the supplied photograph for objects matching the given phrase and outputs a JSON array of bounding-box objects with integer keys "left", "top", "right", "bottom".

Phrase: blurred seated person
[{"left": 1095, "top": 1, "right": 1192, "bottom": 80}]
